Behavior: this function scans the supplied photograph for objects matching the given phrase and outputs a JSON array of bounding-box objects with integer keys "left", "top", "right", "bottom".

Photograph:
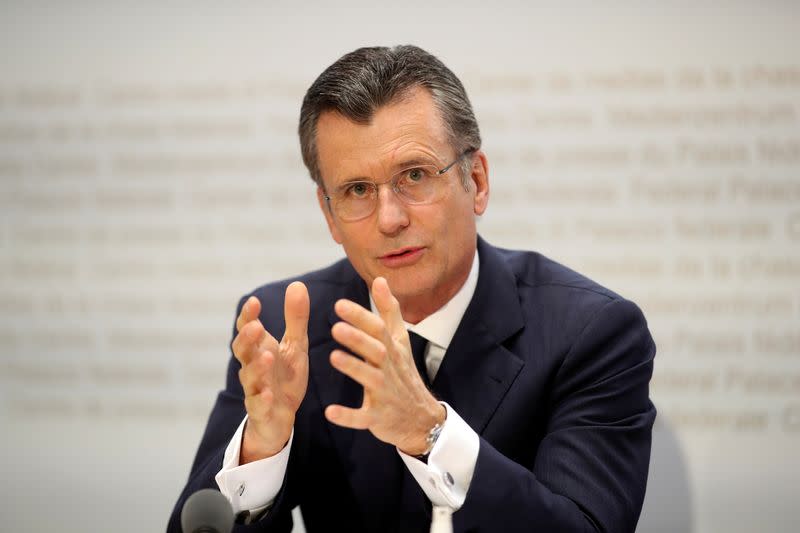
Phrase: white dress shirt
[{"left": 216, "top": 252, "right": 481, "bottom": 516}]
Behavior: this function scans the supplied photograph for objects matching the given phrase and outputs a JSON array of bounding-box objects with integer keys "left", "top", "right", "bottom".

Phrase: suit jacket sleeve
[{"left": 454, "top": 297, "right": 656, "bottom": 533}]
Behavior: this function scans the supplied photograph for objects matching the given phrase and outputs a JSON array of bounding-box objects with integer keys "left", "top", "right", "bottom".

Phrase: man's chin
[
  {"left": 385, "top": 280, "right": 435, "bottom": 313},
  {"left": 377, "top": 271, "right": 429, "bottom": 295}
]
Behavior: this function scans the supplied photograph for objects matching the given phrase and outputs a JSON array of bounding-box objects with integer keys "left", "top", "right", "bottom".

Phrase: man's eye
[
  {"left": 345, "top": 183, "right": 371, "bottom": 197},
  {"left": 406, "top": 168, "right": 428, "bottom": 182}
]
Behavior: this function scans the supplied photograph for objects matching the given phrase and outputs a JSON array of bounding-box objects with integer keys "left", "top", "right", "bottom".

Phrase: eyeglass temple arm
[{"left": 437, "top": 149, "right": 475, "bottom": 175}]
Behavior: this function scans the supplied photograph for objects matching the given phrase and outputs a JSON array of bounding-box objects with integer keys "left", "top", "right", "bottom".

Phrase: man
[{"left": 168, "top": 45, "right": 656, "bottom": 532}]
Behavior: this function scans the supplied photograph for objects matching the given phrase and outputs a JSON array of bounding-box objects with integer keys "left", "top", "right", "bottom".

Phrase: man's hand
[
  {"left": 325, "top": 277, "right": 446, "bottom": 456},
  {"left": 232, "top": 281, "right": 310, "bottom": 464}
]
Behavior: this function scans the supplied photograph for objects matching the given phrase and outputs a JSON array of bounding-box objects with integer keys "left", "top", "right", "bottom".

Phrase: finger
[
  {"left": 371, "top": 277, "right": 406, "bottom": 339},
  {"left": 244, "top": 387, "right": 275, "bottom": 422},
  {"left": 238, "top": 350, "right": 275, "bottom": 396},
  {"left": 232, "top": 320, "right": 268, "bottom": 365},
  {"left": 334, "top": 298, "right": 386, "bottom": 341},
  {"left": 331, "top": 321, "right": 387, "bottom": 366},
  {"left": 324, "top": 403, "right": 370, "bottom": 430},
  {"left": 329, "top": 349, "right": 384, "bottom": 389},
  {"left": 283, "top": 281, "right": 310, "bottom": 348},
  {"left": 236, "top": 296, "right": 261, "bottom": 333}
]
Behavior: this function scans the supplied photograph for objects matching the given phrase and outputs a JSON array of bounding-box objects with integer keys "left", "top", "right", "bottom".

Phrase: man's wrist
[
  {"left": 401, "top": 401, "right": 447, "bottom": 457},
  {"left": 240, "top": 420, "right": 292, "bottom": 464}
]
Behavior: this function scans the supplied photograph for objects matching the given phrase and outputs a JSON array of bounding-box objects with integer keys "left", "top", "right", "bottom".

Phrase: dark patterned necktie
[{"left": 408, "top": 330, "right": 431, "bottom": 388}]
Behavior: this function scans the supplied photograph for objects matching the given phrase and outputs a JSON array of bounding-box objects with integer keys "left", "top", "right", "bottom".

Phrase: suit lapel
[{"left": 431, "top": 237, "right": 526, "bottom": 434}]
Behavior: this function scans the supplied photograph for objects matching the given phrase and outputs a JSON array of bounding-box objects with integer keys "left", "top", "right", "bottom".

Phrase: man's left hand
[{"left": 325, "top": 276, "right": 446, "bottom": 456}]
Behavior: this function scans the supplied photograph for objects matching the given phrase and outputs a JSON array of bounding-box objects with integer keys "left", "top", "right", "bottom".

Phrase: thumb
[{"left": 283, "top": 281, "right": 310, "bottom": 346}]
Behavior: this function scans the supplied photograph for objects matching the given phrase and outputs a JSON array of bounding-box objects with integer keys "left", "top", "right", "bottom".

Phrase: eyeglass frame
[{"left": 321, "top": 149, "right": 475, "bottom": 221}]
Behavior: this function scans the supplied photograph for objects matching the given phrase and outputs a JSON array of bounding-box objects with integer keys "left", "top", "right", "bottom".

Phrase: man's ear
[
  {"left": 470, "top": 150, "right": 490, "bottom": 216},
  {"left": 317, "top": 186, "right": 343, "bottom": 244}
]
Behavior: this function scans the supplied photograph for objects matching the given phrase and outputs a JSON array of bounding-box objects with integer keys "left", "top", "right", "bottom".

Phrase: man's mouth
[{"left": 381, "top": 247, "right": 423, "bottom": 259}]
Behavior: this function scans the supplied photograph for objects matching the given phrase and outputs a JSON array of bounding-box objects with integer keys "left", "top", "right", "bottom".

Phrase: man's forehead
[{"left": 315, "top": 87, "right": 451, "bottom": 180}]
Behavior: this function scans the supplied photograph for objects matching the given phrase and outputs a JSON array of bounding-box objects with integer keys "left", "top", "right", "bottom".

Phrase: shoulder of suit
[
  {"left": 485, "top": 244, "right": 650, "bottom": 340},
  {"left": 491, "top": 244, "right": 624, "bottom": 304}
]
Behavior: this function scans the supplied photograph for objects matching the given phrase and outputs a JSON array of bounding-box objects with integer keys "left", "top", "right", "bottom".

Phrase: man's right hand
[{"left": 232, "top": 281, "right": 310, "bottom": 464}]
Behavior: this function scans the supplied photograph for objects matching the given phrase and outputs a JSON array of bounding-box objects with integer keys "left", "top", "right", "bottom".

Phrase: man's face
[{"left": 315, "top": 86, "right": 489, "bottom": 322}]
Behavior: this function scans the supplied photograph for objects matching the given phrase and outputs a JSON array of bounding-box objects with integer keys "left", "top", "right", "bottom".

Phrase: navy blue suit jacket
[{"left": 168, "top": 237, "right": 656, "bottom": 532}]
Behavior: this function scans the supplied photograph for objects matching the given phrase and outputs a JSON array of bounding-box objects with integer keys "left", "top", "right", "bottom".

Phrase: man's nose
[{"left": 375, "top": 184, "right": 410, "bottom": 235}]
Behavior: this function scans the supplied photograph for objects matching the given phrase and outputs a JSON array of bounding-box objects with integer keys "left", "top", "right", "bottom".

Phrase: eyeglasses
[{"left": 323, "top": 150, "right": 473, "bottom": 221}]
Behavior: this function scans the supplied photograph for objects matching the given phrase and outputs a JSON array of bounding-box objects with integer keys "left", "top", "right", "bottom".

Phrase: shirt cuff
[
  {"left": 397, "top": 402, "right": 479, "bottom": 510},
  {"left": 214, "top": 415, "right": 293, "bottom": 514}
]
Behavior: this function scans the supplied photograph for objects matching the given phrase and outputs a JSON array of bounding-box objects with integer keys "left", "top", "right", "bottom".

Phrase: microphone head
[{"left": 180, "top": 489, "right": 234, "bottom": 533}]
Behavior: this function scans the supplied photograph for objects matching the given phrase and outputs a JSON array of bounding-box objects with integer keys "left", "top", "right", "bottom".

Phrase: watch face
[{"left": 426, "top": 423, "right": 444, "bottom": 453}]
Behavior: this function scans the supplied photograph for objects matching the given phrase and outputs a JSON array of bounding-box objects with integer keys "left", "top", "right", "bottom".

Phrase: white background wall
[{"left": 1, "top": 1, "right": 798, "bottom": 531}]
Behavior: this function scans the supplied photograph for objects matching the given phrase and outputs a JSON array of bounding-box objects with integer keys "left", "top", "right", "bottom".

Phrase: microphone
[{"left": 180, "top": 488, "right": 235, "bottom": 533}]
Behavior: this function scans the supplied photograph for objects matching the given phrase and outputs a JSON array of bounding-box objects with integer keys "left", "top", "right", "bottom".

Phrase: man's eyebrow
[
  {"left": 336, "top": 176, "right": 371, "bottom": 186},
  {"left": 395, "top": 157, "right": 436, "bottom": 168},
  {"left": 392, "top": 156, "right": 438, "bottom": 170}
]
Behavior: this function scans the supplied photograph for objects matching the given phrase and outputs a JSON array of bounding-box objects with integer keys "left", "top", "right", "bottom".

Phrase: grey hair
[{"left": 298, "top": 45, "right": 481, "bottom": 189}]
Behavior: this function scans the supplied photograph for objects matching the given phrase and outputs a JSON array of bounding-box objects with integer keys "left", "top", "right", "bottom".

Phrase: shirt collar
[{"left": 370, "top": 250, "right": 479, "bottom": 351}]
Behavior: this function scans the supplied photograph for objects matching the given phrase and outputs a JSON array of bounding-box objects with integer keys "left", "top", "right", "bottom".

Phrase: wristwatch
[{"left": 416, "top": 420, "right": 444, "bottom": 461}]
